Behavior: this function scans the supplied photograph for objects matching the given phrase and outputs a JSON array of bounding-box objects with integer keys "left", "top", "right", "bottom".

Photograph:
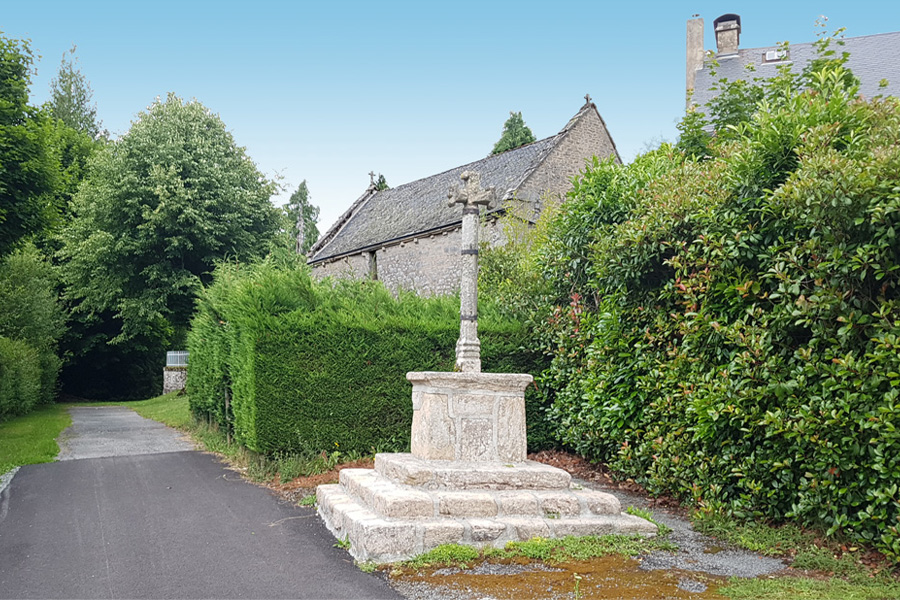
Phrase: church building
[{"left": 307, "top": 98, "right": 619, "bottom": 296}]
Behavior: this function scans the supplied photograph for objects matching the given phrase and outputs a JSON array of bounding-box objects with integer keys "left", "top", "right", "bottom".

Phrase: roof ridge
[
  {"left": 373, "top": 131, "right": 565, "bottom": 198},
  {"left": 738, "top": 30, "right": 900, "bottom": 53},
  {"left": 308, "top": 187, "right": 377, "bottom": 257}
]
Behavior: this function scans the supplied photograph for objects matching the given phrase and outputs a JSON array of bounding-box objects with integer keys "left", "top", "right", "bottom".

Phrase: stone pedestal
[
  {"left": 409, "top": 372, "right": 530, "bottom": 462},
  {"left": 317, "top": 372, "right": 656, "bottom": 563},
  {"left": 162, "top": 367, "right": 186, "bottom": 394}
]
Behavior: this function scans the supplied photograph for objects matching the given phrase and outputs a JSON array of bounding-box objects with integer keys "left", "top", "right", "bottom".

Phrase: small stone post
[{"left": 447, "top": 171, "right": 494, "bottom": 373}]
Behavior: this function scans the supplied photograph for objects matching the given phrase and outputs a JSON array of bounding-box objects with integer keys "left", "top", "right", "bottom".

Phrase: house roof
[
  {"left": 309, "top": 102, "right": 600, "bottom": 263},
  {"left": 693, "top": 31, "right": 900, "bottom": 108}
]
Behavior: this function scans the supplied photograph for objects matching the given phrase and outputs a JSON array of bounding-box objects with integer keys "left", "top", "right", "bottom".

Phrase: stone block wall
[
  {"left": 519, "top": 106, "right": 619, "bottom": 208},
  {"left": 311, "top": 220, "right": 505, "bottom": 297},
  {"left": 163, "top": 367, "right": 187, "bottom": 394},
  {"left": 310, "top": 252, "right": 371, "bottom": 281}
]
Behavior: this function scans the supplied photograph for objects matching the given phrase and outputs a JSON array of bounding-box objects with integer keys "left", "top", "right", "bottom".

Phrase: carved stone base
[
  {"left": 408, "top": 371, "right": 532, "bottom": 462},
  {"left": 317, "top": 453, "right": 657, "bottom": 563}
]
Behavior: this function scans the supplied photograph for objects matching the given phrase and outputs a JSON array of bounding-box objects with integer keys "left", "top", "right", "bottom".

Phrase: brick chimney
[
  {"left": 714, "top": 13, "right": 741, "bottom": 55},
  {"left": 686, "top": 16, "right": 704, "bottom": 107}
]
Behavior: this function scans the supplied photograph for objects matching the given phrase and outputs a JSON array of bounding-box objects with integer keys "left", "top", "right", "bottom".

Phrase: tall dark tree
[
  {"left": 47, "top": 46, "right": 103, "bottom": 139},
  {"left": 284, "top": 180, "right": 319, "bottom": 255},
  {"left": 491, "top": 111, "right": 536, "bottom": 155},
  {"left": 374, "top": 173, "right": 389, "bottom": 191},
  {"left": 0, "top": 34, "right": 58, "bottom": 256}
]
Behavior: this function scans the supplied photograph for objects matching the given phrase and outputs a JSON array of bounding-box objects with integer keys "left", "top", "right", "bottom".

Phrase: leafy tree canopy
[
  {"left": 47, "top": 45, "right": 103, "bottom": 140},
  {"left": 491, "top": 111, "right": 536, "bottom": 155},
  {"left": 374, "top": 173, "right": 389, "bottom": 191},
  {"left": 59, "top": 93, "right": 280, "bottom": 344},
  {"left": 284, "top": 180, "right": 319, "bottom": 255},
  {"left": 0, "top": 33, "right": 58, "bottom": 256}
]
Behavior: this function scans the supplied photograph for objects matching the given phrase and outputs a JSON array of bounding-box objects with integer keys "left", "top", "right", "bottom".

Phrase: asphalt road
[{"left": 0, "top": 408, "right": 400, "bottom": 599}]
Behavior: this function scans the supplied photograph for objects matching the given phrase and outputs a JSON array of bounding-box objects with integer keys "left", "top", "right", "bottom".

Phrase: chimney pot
[{"left": 713, "top": 13, "right": 741, "bottom": 55}]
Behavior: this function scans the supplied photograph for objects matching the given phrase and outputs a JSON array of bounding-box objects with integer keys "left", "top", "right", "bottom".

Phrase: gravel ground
[
  {"left": 387, "top": 471, "right": 786, "bottom": 599},
  {"left": 587, "top": 479, "right": 786, "bottom": 579}
]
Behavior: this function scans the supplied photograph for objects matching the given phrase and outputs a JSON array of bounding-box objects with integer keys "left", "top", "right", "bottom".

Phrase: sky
[{"left": 3, "top": 1, "right": 899, "bottom": 234}]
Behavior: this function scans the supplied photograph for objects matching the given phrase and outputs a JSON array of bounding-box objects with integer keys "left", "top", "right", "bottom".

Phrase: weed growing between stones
[
  {"left": 626, "top": 505, "right": 674, "bottom": 536},
  {"left": 297, "top": 494, "right": 316, "bottom": 507}
]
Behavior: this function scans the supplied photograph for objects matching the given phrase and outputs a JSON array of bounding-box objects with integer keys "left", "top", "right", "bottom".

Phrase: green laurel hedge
[
  {"left": 534, "top": 58, "right": 900, "bottom": 559},
  {"left": 187, "top": 259, "right": 548, "bottom": 455}
]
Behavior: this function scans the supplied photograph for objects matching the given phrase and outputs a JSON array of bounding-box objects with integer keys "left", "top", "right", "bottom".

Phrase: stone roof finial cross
[
  {"left": 584, "top": 93, "right": 592, "bottom": 104},
  {"left": 447, "top": 171, "right": 494, "bottom": 373},
  {"left": 368, "top": 171, "right": 376, "bottom": 186}
]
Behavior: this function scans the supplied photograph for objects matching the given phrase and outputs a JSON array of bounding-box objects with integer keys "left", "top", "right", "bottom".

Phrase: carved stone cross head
[{"left": 447, "top": 171, "right": 494, "bottom": 209}]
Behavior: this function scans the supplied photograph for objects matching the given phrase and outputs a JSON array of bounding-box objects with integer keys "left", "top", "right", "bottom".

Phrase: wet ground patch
[{"left": 389, "top": 554, "right": 728, "bottom": 600}]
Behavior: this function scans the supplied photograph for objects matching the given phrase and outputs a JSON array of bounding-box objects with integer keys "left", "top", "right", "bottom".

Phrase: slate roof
[
  {"left": 309, "top": 108, "right": 586, "bottom": 263},
  {"left": 693, "top": 31, "right": 900, "bottom": 108}
]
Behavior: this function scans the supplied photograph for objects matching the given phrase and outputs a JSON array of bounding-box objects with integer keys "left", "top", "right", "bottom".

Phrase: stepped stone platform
[{"left": 317, "top": 453, "right": 657, "bottom": 563}]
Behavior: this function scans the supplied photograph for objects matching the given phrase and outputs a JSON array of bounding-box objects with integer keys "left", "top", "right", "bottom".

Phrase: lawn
[
  {"left": 0, "top": 404, "right": 72, "bottom": 474},
  {"left": 115, "top": 392, "right": 192, "bottom": 428}
]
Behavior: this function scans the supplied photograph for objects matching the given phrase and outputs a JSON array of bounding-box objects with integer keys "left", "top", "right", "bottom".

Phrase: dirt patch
[
  {"left": 389, "top": 555, "right": 728, "bottom": 600},
  {"left": 529, "top": 450, "right": 683, "bottom": 511},
  {"left": 267, "top": 457, "right": 374, "bottom": 503}
]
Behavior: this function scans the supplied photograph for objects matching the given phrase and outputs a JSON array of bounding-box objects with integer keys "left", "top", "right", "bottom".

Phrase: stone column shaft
[{"left": 456, "top": 205, "right": 481, "bottom": 372}]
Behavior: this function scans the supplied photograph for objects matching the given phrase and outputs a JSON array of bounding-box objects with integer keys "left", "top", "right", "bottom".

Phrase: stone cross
[
  {"left": 447, "top": 171, "right": 494, "bottom": 372},
  {"left": 368, "top": 171, "right": 376, "bottom": 186}
]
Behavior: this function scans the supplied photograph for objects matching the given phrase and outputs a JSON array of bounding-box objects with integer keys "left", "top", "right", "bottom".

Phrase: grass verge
[
  {"left": 693, "top": 510, "right": 900, "bottom": 599},
  {"left": 0, "top": 404, "right": 72, "bottom": 473},
  {"left": 402, "top": 535, "right": 678, "bottom": 569},
  {"left": 721, "top": 575, "right": 900, "bottom": 599}
]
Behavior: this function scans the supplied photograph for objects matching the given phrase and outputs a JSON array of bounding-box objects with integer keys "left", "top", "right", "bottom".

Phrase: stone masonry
[{"left": 162, "top": 367, "right": 186, "bottom": 394}]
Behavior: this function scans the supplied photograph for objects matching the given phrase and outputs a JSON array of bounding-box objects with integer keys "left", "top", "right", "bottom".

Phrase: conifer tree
[
  {"left": 285, "top": 180, "right": 320, "bottom": 254},
  {"left": 48, "top": 46, "right": 102, "bottom": 139},
  {"left": 491, "top": 111, "right": 536, "bottom": 155}
]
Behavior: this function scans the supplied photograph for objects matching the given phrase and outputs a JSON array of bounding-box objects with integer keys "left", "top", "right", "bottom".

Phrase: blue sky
[{"left": 3, "top": 1, "right": 898, "bottom": 232}]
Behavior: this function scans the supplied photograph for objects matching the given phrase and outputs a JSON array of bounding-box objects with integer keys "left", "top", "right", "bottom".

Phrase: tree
[
  {"left": 491, "top": 111, "right": 536, "bottom": 155},
  {"left": 47, "top": 46, "right": 103, "bottom": 139},
  {"left": 284, "top": 180, "right": 319, "bottom": 255},
  {"left": 374, "top": 173, "right": 389, "bottom": 191},
  {"left": 0, "top": 34, "right": 58, "bottom": 257},
  {"left": 59, "top": 93, "right": 280, "bottom": 346}
]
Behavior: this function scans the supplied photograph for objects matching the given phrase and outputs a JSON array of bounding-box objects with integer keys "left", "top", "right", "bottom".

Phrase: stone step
[
  {"left": 375, "top": 453, "right": 572, "bottom": 491},
  {"left": 317, "top": 483, "right": 658, "bottom": 563},
  {"left": 339, "top": 468, "right": 623, "bottom": 520}
]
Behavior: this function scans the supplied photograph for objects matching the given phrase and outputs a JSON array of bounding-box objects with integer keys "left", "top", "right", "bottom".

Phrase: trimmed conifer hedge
[
  {"left": 0, "top": 336, "right": 42, "bottom": 421},
  {"left": 187, "top": 259, "right": 549, "bottom": 455}
]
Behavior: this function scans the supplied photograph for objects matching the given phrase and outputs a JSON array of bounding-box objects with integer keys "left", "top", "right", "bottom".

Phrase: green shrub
[
  {"left": 0, "top": 336, "right": 41, "bottom": 419},
  {"left": 0, "top": 245, "right": 65, "bottom": 413},
  {"left": 188, "top": 259, "right": 547, "bottom": 455},
  {"left": 535, "top": 48, "right": 900, "bottom": 559}
]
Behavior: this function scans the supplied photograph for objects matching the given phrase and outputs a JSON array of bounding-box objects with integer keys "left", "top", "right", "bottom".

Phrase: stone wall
[
  {"left": 163, "top": 367, "right": 187, "bottom": 394},
  {"left": 311, "top": 252, "right": 371, "bottom": 281},
  {"left": 312, "top": 220, "right": 505, "bottom": 297},
  {"left": 518, "top": 106, "right": 619, "bottom": 208}
]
